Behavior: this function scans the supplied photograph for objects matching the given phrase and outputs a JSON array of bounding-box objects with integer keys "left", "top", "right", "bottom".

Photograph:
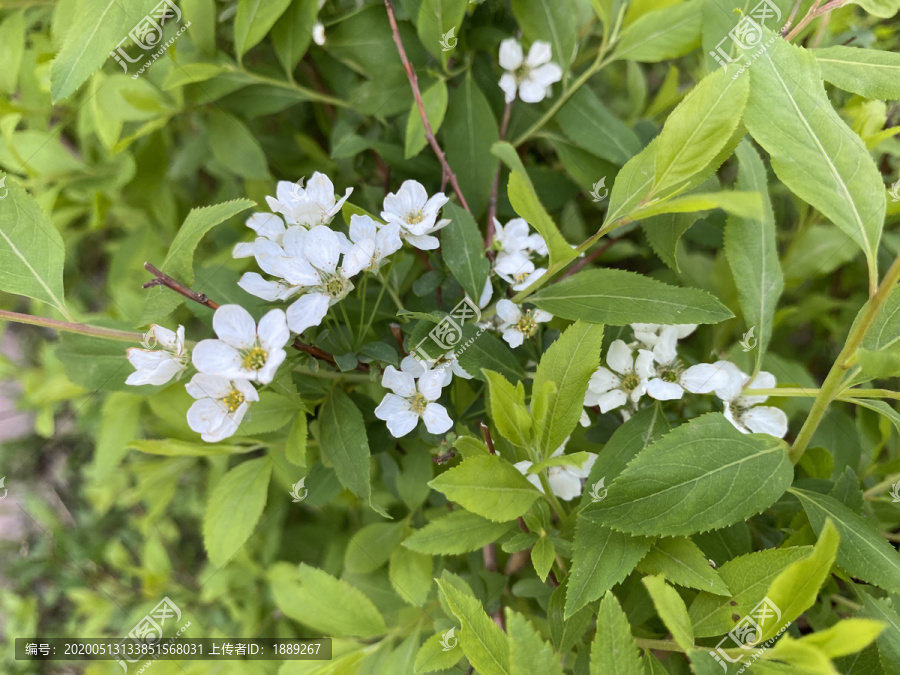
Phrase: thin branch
[
  {"left": 143, "top": 262, "right": 220, "bottom": 310},
  {"left": 560, "top": 236, "right": 619, "bottom": 279},
  {"left": 0, "top": 310, "right": 144, "bottom": 342},
  {"left": 383, "top": 0, "right": 471, "bottom": 213},
  {"left": 785, "top": 0, "right": 845, "bottom": 42},
  {"left": 487, "top": 102, "right": 514, "bottom": 252},
  {"left": 481, "top": 422, "right": 496, "bottom": 454}
]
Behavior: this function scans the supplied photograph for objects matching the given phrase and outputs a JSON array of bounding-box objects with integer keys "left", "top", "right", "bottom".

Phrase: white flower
[
  {"left": 514, "top": 445, "right": 598, "bottom": 501},
  {"left": 381, "top": 180, "right": 450, "bottom": 250},
  {"left": 232, "top": 212, "right": 287, "bottom": 259},
  {"left": 709, "top": 362, "right": 788, "bottom": 438},
  {"left": 645, "top": 326, "right": 697, "bottom": 401},
  {"left": 494, "top": 254, "right": 547, "bottom": 291},
  {"left": 375, "top": 359, "right": 453, "bottom": 437},
  {"left": 126, "top": 324, "right": 188, "bottom": 386},
  {"left": 186, "top": 374, "right": 259, "bottom": 443},
  {"left": 312, "top": 22, "right": 325, "bottom": 46},
  {"left": 266, "top": 172, "right": 352, "bottom": 227},
  {"left": 496, "top": 299, "right": 552, "bottom": 347},
  {"left": 498, "top": 38, "right": 563, "bottom": 104},
  {"left": 584, "top": 340, "right": 654, "bottom": 413},
  {"left": 337, "top": 214, "right": 402, "bottom": 273},
  {"left": 401, "top": 352, "right": 471, "bottom": 388},
  {"left": 192, "top": 305, "right": 289, "bottom": 385},
  {"left": 631, "top": 323, "right": 697, "bottom": 349}
]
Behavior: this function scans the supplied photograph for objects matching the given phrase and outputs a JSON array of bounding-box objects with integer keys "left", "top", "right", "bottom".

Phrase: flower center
[
  {"left": 241, "top": 345, "right": 268, "bottom": 371},
  {"left": 621, "top": 373, "right": 641, "bottom": 392},
  {"left": 407, "top": 210, "right": 424, "bottom": 225},
  {"left": 513, "top": 271, "right": 529, "bottom": 284},
  {"left": 322, "top": 274, "right": 350, "bottom": 300},
  {"left": 220, "top": 389, "right": 245, "bottom": 413},
  {"left": 409, "top": 392, "right": 429, "bottom": 414},
  {"left": 516, "top": 310, "right": 538, "bottom": 337}
]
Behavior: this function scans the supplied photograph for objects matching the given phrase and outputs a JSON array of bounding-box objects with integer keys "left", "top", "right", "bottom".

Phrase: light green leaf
[
  {"left": 636, "top": 537, "right": 730, "bottom": 595},
  {"left": 791, "top": 488, "right": 900, "bottom": 595},
  {"left": 417, "top": 0, "right": 468, "bottom": 62},
  {"left": 630, "top": 191, "right": 762, "bottom": 222},
  {"left": 531, "top": 538, "right": 556, "bottom": 582},
  {"left": 128, "top": 439, "right": 249, "bottom": 456},
  {"left": 405, "top": 80, "right": 449, "bottom": 159},
  {"left": 234, "top": 0, "right": 293, "bottom": 59},
  {"left": 565, "top": 517, "right": 653, "bottom": 618},
  {"left": 285, "top": 411, "right": 308, "bottom": 467},
  {"left": 208, "top": 110, "right": 270, "bottom": 180},
  {"left": 493, "top": 141, "right": 578, "bottom": 267},
  {"left": 506, "top": 608, "right": 563, "bottom": 675},
  {"left": 850, "top": 0, "right": 900, "bottom": 18},
  {"left": 529, "top": 269, "right": 733, "bottom": 325},
  {"left": 0, "top": 174, "right": 69, "bottom": 318},
  {"left": 271, "top": 0, "right": 319, "bottom": 74},
  {"left": 269, "top": 562, "right": 386, "bottom": 637},
  {"left": 555, "top": 87, "right": 641, "bottom": 165},
  {"left": 583, "top": 413, "right": 792, "bottom": 536},
  {"left": 590, "top": 591, "right": 643, "bottom": 675},
  {"left": 428, "top": 455, "right": 541, "bottom": 522},
  {"left": 181, "top": 0, "right": 217, "bottom": 55},
  {"left": 344, "top": 522, "right": 405, "bottom": 574},
  {"left": 203, "top": 457, "right": 272, "bottom": 567},
  {"left": 436, "top": 578, "right": 510, "bottom": 675},
  {"left": 861, "top": 593, "right": 900, "bottom": 665},
  {"left": 57, "top": 327, "right": 135, "bottom": 391},
  {"left": 414, "top": 631, "right": 464, "bottom": 673},
  {"left": 319, "top": 388, "right": 373, "bottom": 504},
  {"left": 642, "top": 211, "right": 699, "bottom": 272},
  {"left": 511, "top": 0, "right": 578, "bottom": 70},
  {"left": 742, "top": 30, "right": 885, "bottom": 282},
  {"left": 642, "top": 575, "right": 694, "bottom": 651},
  {"left": 140, "top": 198, "right": 255, "bottom": 323},
  {"left": 484, "top": 370, "right": 533, "bottom": 448},
  {"left": 725, "top": 139, "right": 783, "bottom": 372},
  {"left": 89, "top": 392, "right": 142, "bottom": 480},
  {"left": 442, "top": 202, "right": 490, "bottom": 302},
  {"left": 236, "top": 391, "right": 299, "bottom": 436},
  {"left": 848, "top": 399, "right": 900, "bottom": 437},
  {"left": 611, "top": 0, "right": 702, "bottom": 63},
  {"left": 857, "top": 348, "right": 900, "bottom": 379},
  {"left": 388, "top": 545, "right": 433, "bottom": 607},
  {"left": 0, "top": 12, "right": 25, "bottom": 94},
  {"left": 791, "top": 618, "right": 884, "bottom": 658},
  {"left": 532, "top": 321, "right": 604, "bottom": 456},
  {"left": 814, "top": 46, "right": 900, "bottom": 100},
  {"left": 444, "top": 73, "right": 499, "bottom": 217},
  {"left": 654, "top": 67, "right": 749, "bottom": 193},
  {"left": 403, "top": 510, "right": 515, "bottom": 555}
]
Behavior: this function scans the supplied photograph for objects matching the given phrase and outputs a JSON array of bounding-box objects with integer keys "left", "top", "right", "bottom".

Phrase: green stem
[
  {"left": 357, "top": 274, "right": 369, "bottom": 344},
  {"left": 223, "top": 66, "right": 348, "bottom": 108},
  {"left": 863, "top": 473, "right": 900, "bottom": 500},
  {"left": 339, "top": 302, "right": 356, "bottom": 350},
  {"left": 294, "top": 367, "right": 371, "bottom": 383},
  {"left": 749, "top": 388, "right": 900, "bottom": 400},
  {"left": 0, "top": 310, "right": 144, "bottom": 342},
  {"left": 790, "top": 251, "right": 900, "bottom": 464},
  {"left": 634, "top": 638, "right": 686, "bottom": 653},
  {"left": 377, "top": 272, "right": 406, "bottom": 314},
  {"left": 359, "top": 277, "right": 388, "bottom": 342}
]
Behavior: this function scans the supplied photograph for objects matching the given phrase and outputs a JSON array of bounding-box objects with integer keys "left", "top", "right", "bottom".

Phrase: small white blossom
[
  {"left": 514, "top": 444, "right": 598, "bottom": 501},
  {"left": 232, "top": 212, "right": 287, "bottom": 259},
  {"left": 336, "top": 214, "right": 402, "bottom": 273},
  {"left": 186, "top": 374, "right": 259, "bottom": 443},
  {"left": 712, "top": 362, "right": 788, "bottom": 438},
  {"left": 631, "top": 323, "right": 697, "bottom": 349},
  {"left": 645, "top": 326, "right": 692, "bottom": 401},
  {"left": 584, "top": 340, "right": 654, "bottom": 413},
  {"left": 402, "top": 352, "right": 471, "bottom": 388},
  {"left": 375, "top": 359, "right": 453, "bottom": 437},
  {"left": 266, "top": 172, "right": 352, "bottom": 227},
  {"left": 312, "top": 22, "right": 325, "bottom": 46},
  {"left": 192, "top": 305, "right": 289, "bottom": 385},
  {"left": 126, "top": 324, "right": 188, "bottom": 386},
  {"left": 494, "top": 254, "right": 547, "bottom": 291},
  {"left": 498, "top": 38, "right": 562, "bottom": 104},
  {"left": 381, "top": 180, "right": 450, "bottom": 250},
  {"left": 496, "top": 299, "right": 552, "bottom": 348}
]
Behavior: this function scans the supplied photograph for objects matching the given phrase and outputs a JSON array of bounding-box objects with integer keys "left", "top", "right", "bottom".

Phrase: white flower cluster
[
  {"left": 514, "top": 441, "right": 598, "bottom": 501},
  {"left": 582, "top": 324, "right": 788, "bottom": 438},
  {"left": 498, "top": 38, "right": 562, "bottom": 104}
]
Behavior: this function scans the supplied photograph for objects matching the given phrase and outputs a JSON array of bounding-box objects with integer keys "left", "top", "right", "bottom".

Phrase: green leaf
[
  {"left": 511, "top": 0, "right": 578, "bottom": 70},
  {"left": 436, "top": 578, "right": 510, "bottom": 675},
  {"left": 271, "top": 0, "right": 319, "bottom": 74},
  {"left": 742, "top": 30, "right": 885, "bottom": 281},
  {"left": 642, "top": 211, "right": 699, "bottom": 272},
  {"left": 529, "top": 269, "right": 733, "bottom": 325},
  {"left": 444, "top": 73, "right": 499, "bottom": 217},
  {"left": 583, "top": 413, "right": 792, "bottom": 536},
  {"left": 236, "top": 391, "right": 299, "bottom": 436},
  {"left": 344, "top": 522, "right": 405, "bottom": 574},
  {"left": 725, "top": 139, "right": 783, "bottom": 372},
  {"left": 203, "top": 457, "right": 272, "bottom": 567},
  {"left": 417, "top": 0, "right": 468, "bottom": 62},
  {"left": 590, "top": 591, "right": 643, "bottom": 675},
  {"left": 428, "top": 455, "right": 541, "bottom": 522},
  {"left": 483, "top": 369, "right": 533, "bottom": 448},
  {"left": 0, "top": 175, "right": 69, "bottom": 317},
  {"left": 319, "top": 388, "right": 373, "bottom": 504},
  {"left": 850, "top": 0, "right": 900, "bottom": 18},
  {"left": 208, "top": 110, "right": 270, "bottom": 180},
  {"left": 0, "top": 12, "right": 25, "bottom": 94},
  {"left": 89, "top": 393, "right": 142, "bottom": 480},
  {"left": 234, "top": 0, "right": 293, "bottom": 59},
  {"left": 641, "top": 575, "right": 694, "bottom": 651},
  {"left": 57, "top": 328, "right": 135, "bottom": 391},
  {"left": 442, "top": 202, "right": 490, "bottom": 302},
  {"left": 814, "top": 46, "right": 900, "bottom": 100},
  {"left": 848, "top": 399, "right": 900, "bottom": 437},
  {"left": 506, "top": 608, "right": 563, "bottom": 675},
  {"left": 531, "top": 538, "right": 556, "bottom": 582},
  {"left": 555, "top": 87, "right": 641, "bottom": 165},
  {"left": 140, "top": 199, "right": 255, "bottom": 323},
  {"left": 857, "top": 348, "right": 900, "bottom": 378},
  {"left": 861, "top": 593, "right": 900, "bottom": 666},
  {"left": 181, "top": 0, "right": 217, "bottom": 55},
  {"left": 269, "top": 562, "right": 386, "bottom": 637},
  {"left": 389, "top": 545, "right": 433, "bottom": 607},
  {"left": 654, "top": 67, "right": 749, "bottom": 193},
  {"left": 405, "top": 80, "right": 449, "bottom": 159},
  {"left": 629, "top": 191, "right": 762, "bottom": 222},
  {"left": 532, "top": 321, "right": 604, "bottom": 456},
  {"left": 285, "top": 411, "right": 308, "bottom": 467},
  {"left": 128, "top": 439, "right": 249, "bottom": 456},
  {"left": 493, "top": 141, "right": 578, "bottom": 267},
  {"left": 565, "top": 517, "right": 653, "bottom": 618},
  {"left": 790, "top": 488, "right": 900, "bottom": 595},
  {"left": 791, "top": 618, "right": 884, "bottom": 659},
  {"left": 456, "top": 325, "right": 525, "bottom": 384},
  {"left": 403, "top": 510, "right": 515, "bottom": 555},
  {"left": 611, "top": 0, "right": 702, "bottom": 63},
  {"left": 689, "top": 547, "right": 813, "bottom": 637},
  {"left": 414, "top": 631, "right": 464, "bottom": 673},
  {"left": 636, "top": 537, "right": 730, "bottom": 595}
]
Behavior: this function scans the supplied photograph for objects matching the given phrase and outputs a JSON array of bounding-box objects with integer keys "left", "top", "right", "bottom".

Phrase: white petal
[
  {"left": 304, "top": 226, "right": 340, "bottom": 274},
  {"left": 212, "top": 305, "right": 256, "bottom": 349},
  {"left": 257, "top": 309, "right": 290, "bottom": 351},
  {"left": 675, "top": 324, "right": 698, "bottom": 339},
  {"left": 588, "top": 366, "right": 619, "bottom": 394},
  {"left": 711, "top": 361, "right": 747, "bottom": 402},
  {"left": 185, "top": 373, "right": 233, "bottom": 400},
  {"left": 525, "top": 40, "right": 552, "bottom": 67},
  {"left": 125, "top": 349, "right": 182, "bottom": 386},
  {"left": 375, "top": 394, "right": 419, "bottom": 437},
  {"left": 382, "top": 365, "right": 417, "bottom": 398},
  {"left": 306, "top": 172, "right": 336, "bottom": 209},
  {"left": 246, "top": 212, "right": 285, "bottom": 240},
  {"left": 232, "top": 242, "right": 256, "bottom": 259},
  {"left": 548, "top": 469, "right": 582, "bottom": 501},
  {"left": 502, "top": 328, "right": 525, "bottom": 348},
  {"left": 738, "top": 370, "right": 777, "bottom": 406},
  {"left": 681, "top": 363, "right": 736, "bottom": 396},
  {"left": 742, "top": 407, "right": 788, "bottom": 438},
  {"left": 595, "top": 389, "right": 628, "bottom": 413},
  {"left": 532, "top": 308, "right": 552, "bottom": 323},
  {"left": 634, "top": 350, "right": 656, "bottom": 380},
  {"left": 580, "top": 409, "right": 590, "bottom": 427},
  {"left": 499, "top": 38, "right": 524, "bottom": 71},
  {"left": 422, "top": 403, "right": 453, "bottom": 434},
  {"left": 646, "top": 378, "right": 684, "bottom": 401},
  {"left": 192, "top": 340, "right": 243, "bottom": 377},
  {"left": 528, "top": 63, "right": 562, "bottom": 88},
  {"left": 234, "top": 378, "right": 260, "bottom": 402},
  {"left": 479, "top": 277, "right": 493, "bottom": 308},
  {"left": 496, "top": 299, "right": 521, "bottom": 323},
  {"left": 653, "top": 327, "right": 679, "bottom": 365},
  {"left": 187, "top": 398, "right": 227, "bottom": 436},
  {"left": 518, "top": 78, "right": 548, "bottom": 103},
  {"left": 418, "top": 368, "right": 446, "bottom": 401},
  {"left": 403, "top": 232, "right": 441, "bottom": 250},
  {"left": 498, "top": 73, "right": 518, "bottom": 103},
  {"left": 606, "top": 340, "right": 634, "bottom": 375},
  {"left": 285, "top": 292, "right": 330, "bottom": 334},
  {"left": 723, "top": 404, "right": 747, "bottom": 433},
  {"left": 349, "top": 214, "right": 378, "bottom": 242},
  {"left": 238, "top": 273, "right": 295, "bottom": 302}
]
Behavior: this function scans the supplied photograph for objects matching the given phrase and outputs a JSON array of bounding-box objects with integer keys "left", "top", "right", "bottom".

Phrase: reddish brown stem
[
  {"left": 560, "top": 236, "right": 619, "bottom": 279},
  {"left": 480, "top": 422, "right": 496, "bottom": 454},
  {"left": 143, "top": 262, "right": 219, "bottom": 309}
]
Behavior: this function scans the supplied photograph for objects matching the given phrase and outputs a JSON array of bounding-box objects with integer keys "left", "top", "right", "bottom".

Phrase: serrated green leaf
[
  {"left": 529, "top": 269, "right": 733, "bottom": 325},
  {"left": 234, "top": 0, "right": 293, "bottom": 59},
  {"left": 405, "top": 80, "right": 449, "bottom": 159},
  {"left": 203, "top": 457, "right": 272, "bottom": 567},
  {"left": 442, "top": 202, "right": 490, "bottom": 302},
  {"left": 403, "top": 510, "right": 515, "bottom": 555},
  {"left": 414, "top": 631, "right": 464, "bottom": 673},
  {"left": 814, "top": 46, "right": 900, "bottom": 100},
  {"left": 506, "top": 608, "right": 563, "bottom": 675},
  {"left": 583, "top": 413, "right": 792, "bottom": 536},
  {"left": 630, "top": 191, "right": 762, "bottom": 222},
  {"left": 208, "top": 110, "right": 270, "bottom": 180},
  {"left": 637, "top": 537, "right": 730, "bottom": 595},
  {"left": 237, "top": 392, "right": 299, "bottom": 436},
  {"left": 642, "top": 575, "right": 694, "bottom": 651},
  {"left": 428, "top": 455, "right": 541, "bottom": 522},
  {"left": 611, "top": 0, "right": 702, "bottom": 63},
  {"left": 861, "top": 593, "right": 900, "bottom": 666},
  {"left": 555, "top": 87, "right": 641, "bottom": 165},
  {"left": 642, "top": 211, "right": 698, "bottom": 272},
  {"left": 344, "top": 522, "right": 405, "bottom": 574},
  {"left": 791, "top": 488, "right": 900, "bottom": 595},
  {"left": 436, "top": 578, "right": 510, "bottom": 675},
  {"left": 590, "top": 591, "right": 643, "bottom": 675},
  {"left": 484, "top": 369, "right": 533, "bottom": 448},
  {"left": 319, "top": 388, "right": 373, "bottom": 504},
  {"left": 389, "top": 543, "right": 433, "bottom": 607}
]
